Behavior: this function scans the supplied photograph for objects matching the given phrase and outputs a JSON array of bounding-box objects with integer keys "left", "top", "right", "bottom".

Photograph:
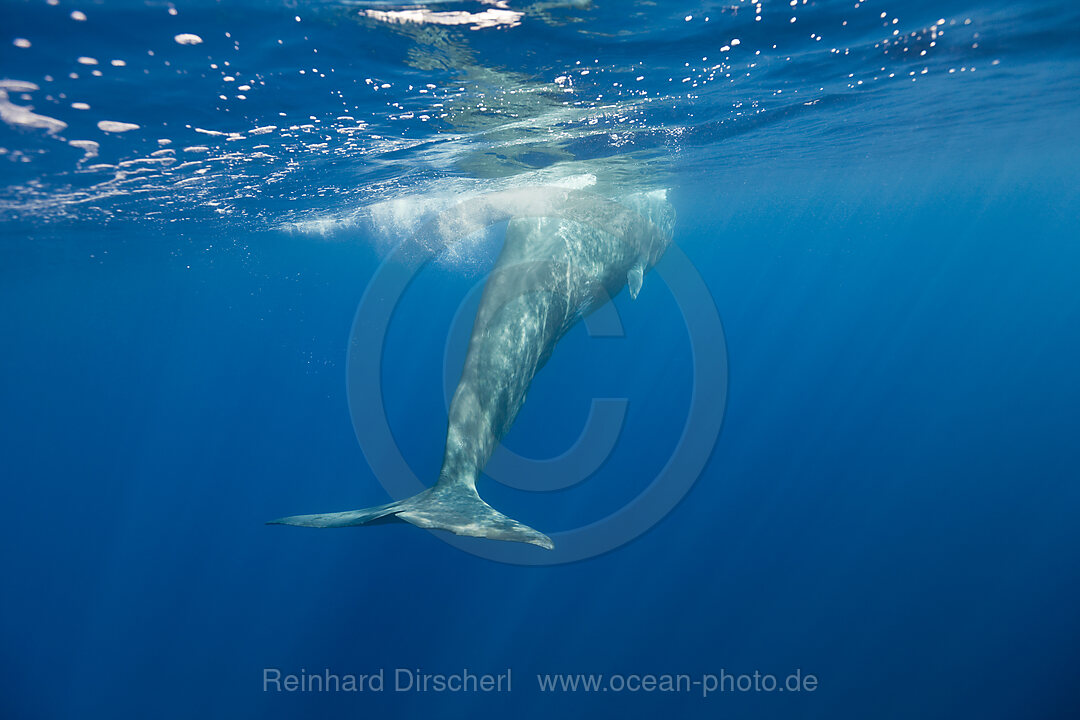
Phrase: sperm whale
[{"left": 270, "top": 188, "right": 675, "bottom": 549}]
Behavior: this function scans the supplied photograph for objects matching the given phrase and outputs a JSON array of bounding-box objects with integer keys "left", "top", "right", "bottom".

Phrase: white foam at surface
[
  {"left": 362, "top": 7, "right": 523, "bottom": 30},
  {"left": 174, "top": 33, "right": 203, "bottom": 45},
  {"left": 69, "top": 139, "right": 99, "bottom": 160},
  {"left": 119, "top": 157, "right": 173, "bottom": 168},
  {"left": 97, "top": 120, "right": 140, "bottom": 133},
  {"left": 0, "top": 87, "right": 67, "bottom": 135},
  {"left": 0, "top": 80, "right": 40, "bottom": 92}
]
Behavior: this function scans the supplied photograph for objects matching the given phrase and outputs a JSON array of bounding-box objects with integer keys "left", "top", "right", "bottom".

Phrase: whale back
[{"left": 495, "top": 187, "right": 676, "bottom": 295}]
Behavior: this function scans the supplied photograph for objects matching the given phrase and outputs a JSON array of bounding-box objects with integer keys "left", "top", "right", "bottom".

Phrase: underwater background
[{"left": 2, "top": 0, "right": 1079, "bottom": 717}]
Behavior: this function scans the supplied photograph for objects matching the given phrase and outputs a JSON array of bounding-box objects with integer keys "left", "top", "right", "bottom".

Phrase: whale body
[{"left": 271, "top": 188, "right": 675, "bottom": 549}]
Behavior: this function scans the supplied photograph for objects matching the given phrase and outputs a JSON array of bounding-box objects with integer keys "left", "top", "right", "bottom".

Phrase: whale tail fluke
[{"left": 268, "top": 483, "right": 554, "bottom": 550}]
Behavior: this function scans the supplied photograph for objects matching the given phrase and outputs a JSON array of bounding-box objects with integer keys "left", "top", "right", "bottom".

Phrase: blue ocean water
[{"left": 2, "top": 0, "right": 1079, "bottom": 718}]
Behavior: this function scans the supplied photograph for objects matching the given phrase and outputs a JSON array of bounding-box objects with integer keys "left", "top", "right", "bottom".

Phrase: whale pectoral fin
[
  {"left": 269, "top": 484, "right": 554, "bottom": 550},
  {"left": 627, "top": 262, "right": 645, "bottom": 300}
]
